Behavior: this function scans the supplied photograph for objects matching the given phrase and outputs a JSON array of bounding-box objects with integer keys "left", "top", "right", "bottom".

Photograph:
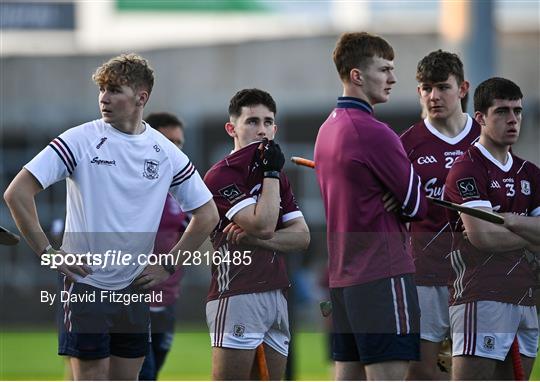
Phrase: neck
[
  {"left": 478, "top": 137, "right": 510, "bottom": 164},
  {"left": 111, "top": 116, "right": 145, "bottom": 135},
  {"left": 428, "top": 111, "right": 467, "bottom": 138},
  {"left": 342, "top": 85, "right": 373, "bottom": 107}
]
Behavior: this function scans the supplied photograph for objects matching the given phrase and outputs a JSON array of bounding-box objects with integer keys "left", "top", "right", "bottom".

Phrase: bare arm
[
  {"left": 135, "top": 198, "right": 219, "bottom": 289},
  {"left": 4, "top": 169, "right": 91, "bottom": 280},
  {"left": 461, "top": 207, "right": 530, "bottom": 252},
  {"left": 224, "top": 217, "right": 310, "bottom": 253},
  {"left": 4, "top": 169, "right": 50, "bottom": 254},
  {"left": 229, "top": 178, "right": 281, "bottom": 239},
  {"left": 500, "top": 213, "right": 540, "bottom": 246}
]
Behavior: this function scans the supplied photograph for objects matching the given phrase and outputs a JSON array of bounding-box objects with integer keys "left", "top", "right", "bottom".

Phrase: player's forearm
[
  {"left": 4, "top": 172, "right": 49, "bottom": 255},
  {"left": 467, "top": 228, "right": 529, "bottom": 252},
  {"left": 250, "top": 219, "right": 310, "bottom": 253},
  {"left": 170, "top": 200, "right": 219, "bottom": 269},
  {"left": 502, "top": 214, "right": 540, "bottom": 246},
  {"left": 248, "top": 178, "right": 281, "bottom": 238}
]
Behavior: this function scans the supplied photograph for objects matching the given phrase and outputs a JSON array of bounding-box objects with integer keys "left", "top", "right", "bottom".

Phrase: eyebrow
[{"left": 493, "top": 106, "right": 523, "bottom": 113}]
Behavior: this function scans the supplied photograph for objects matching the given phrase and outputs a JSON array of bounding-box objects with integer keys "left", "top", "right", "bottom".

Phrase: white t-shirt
[{"left": 25, "top": 119, "right": 212, "bottom": 290}]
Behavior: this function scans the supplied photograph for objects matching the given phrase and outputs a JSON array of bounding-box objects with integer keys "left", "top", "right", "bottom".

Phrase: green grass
[
  {"left": 1, "top": 330, "right": 539, "bottom": 380},
  {"left": 0, "top": 330, "right": 332, "bottom": 380}
]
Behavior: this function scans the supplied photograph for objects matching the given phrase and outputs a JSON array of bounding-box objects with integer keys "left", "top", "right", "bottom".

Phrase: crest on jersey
[
  {"left": 456, "top": 177, "right": 480, "bottom": 200},
  {"left": 483, "top": 336, "right": 495, "bottom": 351},
  {"left": 143, "top": 159, "right": 159, "bottom": 180},
  {"left": 219, "top": 184, "right": 245, "bottom": 204},
  {"left": 521, "top": 180, "right": 531, "bottom": 195},
  {"left": 233, "top": 324, "right": 245, "bottom": 338}
]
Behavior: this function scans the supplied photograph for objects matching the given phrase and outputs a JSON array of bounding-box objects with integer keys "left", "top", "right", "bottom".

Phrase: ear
[
  {"left": 417, "top": 85, "right": 422, "bottom": 97},
  {"left": 224, "top": 122, "right": 236, "bottom": 138},
  {"left": 350, "top": 68, "right": 363, "bottom": 86},
  {"left": 459, "top": 80, "right": 470, "bottom": 99},
  {"left": 137, "top": 90, "right": 149, "bottom": 107},
  {"left": 474, "top": 111, "right": 486, "bottom": 126}
]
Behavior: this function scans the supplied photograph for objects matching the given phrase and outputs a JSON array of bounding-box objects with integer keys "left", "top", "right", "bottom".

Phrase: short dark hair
[
  {"left": 474, "top": 77, "right": 523, "bottom": 114},
  {"left": 416, "top": 49, "right": 465, "bottom": 85},
  {"left": 145, "top": 112, "right": 184, "bottom": 130},
  {"left": 333, "top": 32, "right": 394, "bottom": 82},
  {"left": 228, "top": 88, "right": 277, "bottom": 119}
]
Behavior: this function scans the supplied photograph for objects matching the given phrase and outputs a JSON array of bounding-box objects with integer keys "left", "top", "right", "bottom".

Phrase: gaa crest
[
  {"left": 521, "top": 180, "right": 531, "bottom": 195},
  {"left": 143, "top": 159, "right": 159, "bottom": 180},
  {"left": 233, "top": 324, "right": 245, "bottom": 338}
]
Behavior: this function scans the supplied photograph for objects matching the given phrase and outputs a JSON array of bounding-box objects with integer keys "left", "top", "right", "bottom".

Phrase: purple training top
[{"left": 314, "top": 97, "right": 427, "bottom": 288}]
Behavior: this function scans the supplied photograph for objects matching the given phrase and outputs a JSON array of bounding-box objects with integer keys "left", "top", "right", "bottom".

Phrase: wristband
[
  {"left": 162, "top": 263, "right": 176, "bottom": 275},
  {"left": 41, "top": 244, "right": 55, "bottom": 255},
  {"left": 263, "top": 171, "right": 280, "bottom": 179}
]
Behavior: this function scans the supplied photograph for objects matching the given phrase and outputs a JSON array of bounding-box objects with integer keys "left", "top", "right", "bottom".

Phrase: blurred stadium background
[{"left": 1, "top": 0, "right": 539, "bottom": 380}]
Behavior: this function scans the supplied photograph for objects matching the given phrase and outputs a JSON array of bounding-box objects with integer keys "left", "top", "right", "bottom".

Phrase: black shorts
[
  {"left": 330, "top": 274, "right": 420, "bottom": 364},
  {"left": 58, "top": 276, "right": 150, "bottom": 359}
]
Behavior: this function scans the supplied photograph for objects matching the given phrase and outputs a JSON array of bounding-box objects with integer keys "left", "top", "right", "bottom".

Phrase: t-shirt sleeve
[
  {"left": 528, "top": 164, "right": 540, "bottom": 217},
  {"left": 364, "top": 125, "right": 427, "bottom": 219},
  {"left": 24, "top": 128, "right": 80, "bottom": 189},
  {"left": 169, "top": 150, "right": 213, "bottom": 212},
  {"left": 279, "top": 173, "right": 303, "bottom": 223},
  {"left": 203, "top": 165, "right": 257, "bottom": 221},
  {"left": 444, "top": 157, "right": 491, "bottom": 209}
]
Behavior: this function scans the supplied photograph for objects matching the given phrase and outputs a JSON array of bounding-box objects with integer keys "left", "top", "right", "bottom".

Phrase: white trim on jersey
[
  {"left": 424, "top": 114, "right": 473, "bottom": 145},
  {"left": 282, "top": 211, "right": 303, "bottom": 223},
  {"left": 225, "top": 197, "right": 257, "bottom": 220},
  {"left": 474, "top": 142, "right": 513, "bottom": 172},
  {"left": 462, "top": 200, "right": 492, "bottom": 209},
  {"left": 450, "top": 250, "right": 466, "bottom": 300}
]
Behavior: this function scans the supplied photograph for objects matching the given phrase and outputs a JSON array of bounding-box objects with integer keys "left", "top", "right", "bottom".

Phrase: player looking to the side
[
  {"left": 314, "top": 32, "right": 428, "bottom": 380},
  {"left": 444, "top": 77, "right": 540, "bottom": 380},
  {"left": 203, "top": 88, "right": 310, "bottom": 380},
  {"left": 4, "top": 54, "right": 218, "bottom": 380},
  {"left": 400, "top": 50, "right": 481, "bottom": 380},
  {"left": 138, "top": 112, "right": 191, "bottom": 381}
]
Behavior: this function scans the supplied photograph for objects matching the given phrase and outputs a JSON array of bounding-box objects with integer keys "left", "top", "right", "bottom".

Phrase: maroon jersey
[
  {"left": 401, "top": 116, "right": 480, "bottom": 286},
  {"left": 204, "top": 142, "right": 303, "bottom": 301},
  {"left": 150, "top": 193, "right": 190, "bottom": 307},
  {"left": 314, "top": 97, "right": 428, "bottom": 288},
  {"left": 445, "top": 143, "right": 540, "bottom": 306}
]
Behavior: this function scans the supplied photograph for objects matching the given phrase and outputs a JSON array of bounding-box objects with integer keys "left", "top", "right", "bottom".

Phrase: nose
[
  {"left": 429, "top": 87, "right": 441, "bottom": 101},
  {"left": 508, "top": 111, "right": 519, "bottom": 124},
  {"left": 388, "top": 71, "right": 397, "bottom": 84},
  {"left": 99, "top": 91, "right": 110, "bottom": 104}
]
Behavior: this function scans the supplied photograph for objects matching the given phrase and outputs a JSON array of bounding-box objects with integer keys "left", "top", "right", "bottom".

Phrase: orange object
[
  {"left": 291, "top": 156, "right": 315, "bottom": 169},
  {"left": 255, "top": 344, "right": 270, "bottom": 380}
]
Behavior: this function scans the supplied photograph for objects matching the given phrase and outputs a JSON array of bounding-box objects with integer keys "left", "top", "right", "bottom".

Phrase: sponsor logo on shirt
[
  {"left": 483, "top": 335, "right": 495, "bottom": 351},
  {"left": 456, "top": 177, "right": 480, "bottom": 199},
  {"left": 143, "top": 159, "right": 159, "bottom": 179},
  {"left": 521, "top": 180, "right": 531, "bottom": 195},
  {"left": 444, "top": 150, "right": 464, "bottom": 157},
  {"left": 219, "top": 184, "right": 245, "bottom": 204},
  {"left": 96, "top": 137, "right": 107, "bottom": 149},
  {"left": 233, "top": 324, "right": 245, "bottom": 338},
  {"left": 417, "top": 155, "right": 437, "bottom": 165},
  {"left": 90, "top": 156, "right": 116, "bottom": 166},
  {"left": 424, "top": 177, "right": 444, "bottom": 198},
  {"left": 490, "top": 180, "right": 501, "bottom": 189}
]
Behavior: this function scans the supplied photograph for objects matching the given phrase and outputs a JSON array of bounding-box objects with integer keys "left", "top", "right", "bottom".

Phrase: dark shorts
[
  {"left": 58, "top": 276, "right": 150, "bottom": 359},
  {"left": 330, "top": 274, "right": 420, "bottom": 364}
]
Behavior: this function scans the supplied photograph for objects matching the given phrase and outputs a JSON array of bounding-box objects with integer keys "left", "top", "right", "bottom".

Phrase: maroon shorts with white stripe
[
  {"left": 330, "top": 274, "right": 420, "bottom": 364},
  {"left": 450, "top": 300, "right": 538, "bottom": 361}
]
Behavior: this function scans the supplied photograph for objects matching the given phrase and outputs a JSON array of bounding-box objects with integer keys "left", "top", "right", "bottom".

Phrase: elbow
[
  {"left": 300, "top": 232, "right": 310, "bottom": 251},
  {"left": 252, "top": 229, "right": 275, "bottom": 240},
  {"left": 467, "top": 232, "right": 493, "bottom": 252},
  {"left": 4, "top": 185, "right": 16, "bottom": 209}
]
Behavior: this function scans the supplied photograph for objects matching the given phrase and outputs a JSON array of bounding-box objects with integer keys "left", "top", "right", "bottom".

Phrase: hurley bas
[{"left": 41, "top": 289, "right": 163, "bottom": 306}]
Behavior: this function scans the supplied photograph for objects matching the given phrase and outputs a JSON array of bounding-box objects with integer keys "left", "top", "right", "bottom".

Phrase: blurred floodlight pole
[{"left": 440, "top": 0, "right": 495, "bottom": 112}]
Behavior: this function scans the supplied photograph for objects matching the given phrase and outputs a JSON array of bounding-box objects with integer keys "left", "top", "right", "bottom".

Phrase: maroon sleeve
[
  {"left": 279, "top": 173, "right": 302, "bottom": 220},
  {"left": 528, "top": 164, "right": 540, "bottom": 216},
  {"left": 364, "top": 125, "right": 427, "bottom": 219},
  {"left": 204, "top": 165, "right": 255, "bottom": 219},
  {"left": 444, "top": 155, "right": 490, "bottom": 207}
]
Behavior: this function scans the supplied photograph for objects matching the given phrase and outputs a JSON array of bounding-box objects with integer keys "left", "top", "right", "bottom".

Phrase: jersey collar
[
  {"left": 474, "top": 142, "right": 514, "bottom": 172},
  {"left": 337, "top": 97, "right": 373, "bottom": 114}
]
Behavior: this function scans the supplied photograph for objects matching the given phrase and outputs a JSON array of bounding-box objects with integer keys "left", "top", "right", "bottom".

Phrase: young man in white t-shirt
[{"left": 4, "top": 53, "right": 218, "bottom": 380}]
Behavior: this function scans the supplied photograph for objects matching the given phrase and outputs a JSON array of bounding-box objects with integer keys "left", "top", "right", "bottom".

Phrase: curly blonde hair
[{"left": 92, "top": 53, "right": 154, "bottom": 94}]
